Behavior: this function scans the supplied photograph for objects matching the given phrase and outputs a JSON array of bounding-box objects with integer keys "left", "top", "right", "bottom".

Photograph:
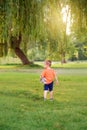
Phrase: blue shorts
[{"left": 44, "top": 82, "right": 53, "bottom": 91}]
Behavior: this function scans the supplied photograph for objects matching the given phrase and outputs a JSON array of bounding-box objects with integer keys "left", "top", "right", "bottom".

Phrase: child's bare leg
[
  {"left": 44, "top": 90, "right": 48, "bottom": 99},
  {"left": 50, "top": 91, "right": 53, "bottom": 99}
]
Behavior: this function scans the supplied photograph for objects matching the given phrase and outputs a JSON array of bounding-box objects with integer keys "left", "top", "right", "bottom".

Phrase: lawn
[
  {"left": 0, "top": 69, "right": 87, "bottom": 130},
  {"left": 35, "top": 61, "right": 87, "bottom": 69},
  {"left": 0, "top": 61, "right": 87, "bottom": 69}
]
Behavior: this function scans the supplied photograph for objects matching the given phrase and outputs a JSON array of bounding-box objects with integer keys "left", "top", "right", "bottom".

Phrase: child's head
[{"left": 44, "top": 60, "right": 52, "bottom": 68}]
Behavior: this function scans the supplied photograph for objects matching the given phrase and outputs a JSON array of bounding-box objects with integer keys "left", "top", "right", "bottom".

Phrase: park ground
[{"left": 0, "top": 62, "right": 87, "bottom": 130}]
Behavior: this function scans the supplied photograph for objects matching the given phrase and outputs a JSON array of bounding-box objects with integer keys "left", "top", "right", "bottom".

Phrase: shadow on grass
[
  {"left": 0, "top": 90, "right": 43, "bottom": 101},
  {"left": 0, "top": 124, "right": 11, "bottom": 130},
  {"left": 0, "top": 90, "right": 60, "bottom": 106},
  {"left": 0, "top": 63, "right": 43, "bottom": 69}
]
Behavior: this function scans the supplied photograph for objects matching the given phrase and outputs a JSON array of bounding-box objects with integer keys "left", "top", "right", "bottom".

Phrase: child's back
[{"left": 41, "top": 68, "right": 55, "bottom": 84}]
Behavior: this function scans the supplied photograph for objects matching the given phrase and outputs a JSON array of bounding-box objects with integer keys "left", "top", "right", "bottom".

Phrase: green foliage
[{"left": 0, "top": 0, "right": 87, "bottom": 62}]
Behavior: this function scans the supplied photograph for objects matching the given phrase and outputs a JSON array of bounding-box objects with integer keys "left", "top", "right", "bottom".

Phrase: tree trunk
[
  {"left": 0, "top": 43, "right": 3, "bottom": 57},
  {"left": 10, "top": 33, "right": 31, "bottom": 65},
  {"left": 15, "top": 48, "right": 30, "bottom": 65},
  {"left": 61, "top": 53, "right": 66, "bottom": 64}
]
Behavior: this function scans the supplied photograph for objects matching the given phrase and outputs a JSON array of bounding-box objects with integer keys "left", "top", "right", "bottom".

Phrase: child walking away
[{"left": 40, "top": 60, "right": 58, "bottom": 101}]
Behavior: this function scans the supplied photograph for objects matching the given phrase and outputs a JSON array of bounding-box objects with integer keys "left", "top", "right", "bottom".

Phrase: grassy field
[
  {"left": 35, "top": 61, "right": 87, "bottom": 69},
  {"left": 0, "top": 69, "right": 87, "bottom": 130},
  {"left": 0, "top": 60, "right": 87, "bottom": 69}
]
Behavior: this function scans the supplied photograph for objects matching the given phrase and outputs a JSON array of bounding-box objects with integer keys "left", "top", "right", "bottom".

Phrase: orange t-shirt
[{"left": 41, "top": 68, "right": 55, "bottom": 84}]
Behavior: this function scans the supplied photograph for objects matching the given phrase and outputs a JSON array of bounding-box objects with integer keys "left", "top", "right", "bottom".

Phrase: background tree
[
  {"left": 0, "top": 0, "right": 45, "bottom": 64},
  {"left": 0, "top": 0, "right": 87, "bottom": 64}
]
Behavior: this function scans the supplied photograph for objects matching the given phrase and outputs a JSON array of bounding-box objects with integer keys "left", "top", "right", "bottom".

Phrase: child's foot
[
  {"left": 50, "top": 98, "right": 53, "bottom": 101},
  {"left": 44, "top": 98, "right": 46, "bottom": 101}
]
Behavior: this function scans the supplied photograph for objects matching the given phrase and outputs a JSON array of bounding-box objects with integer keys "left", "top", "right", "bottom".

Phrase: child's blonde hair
[{"left": 45, "top": 60, "right": 52, "bottom": 66}]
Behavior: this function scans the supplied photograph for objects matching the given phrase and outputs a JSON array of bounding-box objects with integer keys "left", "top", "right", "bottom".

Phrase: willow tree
[
  {"left": 1, "top": 0, "right": 87, "bottom": 64},
  {"left": 70, "top": 0, "right": 87, "bottom": 35},
  {"left": 0, "top": 0, "right": 45, "bottom": 64},
  {"left": 67, "top": 0, "right": 87, "bottom": 60},
  {"left": 42, "top": 0, "right": 71, "bottom": 63}
]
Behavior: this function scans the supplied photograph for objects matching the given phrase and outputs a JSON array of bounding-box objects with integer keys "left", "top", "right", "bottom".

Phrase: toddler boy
[{"left": 40, "top": 60, "right": 58, "bottom": 101}]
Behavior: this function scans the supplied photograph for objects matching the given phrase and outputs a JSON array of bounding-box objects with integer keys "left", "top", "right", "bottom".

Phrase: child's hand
[{"left": 55, "top": 80, "right": 58, "bottom": 85}]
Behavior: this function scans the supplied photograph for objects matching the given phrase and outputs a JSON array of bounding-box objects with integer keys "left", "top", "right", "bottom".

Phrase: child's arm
[
  {"left": 40, "top": 71, "right": 46, "bottom": 84},
  {"left": 40, "top": 70, "right": 46, "bottom": 81},
  {"left": 54, "top": 72, "right": 58, "bottom": 85}
]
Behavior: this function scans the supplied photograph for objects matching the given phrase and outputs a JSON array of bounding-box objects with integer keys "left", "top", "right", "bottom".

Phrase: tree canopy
[{"left": 0, "top": 0, "right": 87, "bottom": 64}]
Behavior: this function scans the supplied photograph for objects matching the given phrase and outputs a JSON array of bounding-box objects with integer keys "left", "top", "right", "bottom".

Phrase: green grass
[
  {"left": 0, "top": 70, "right": 87, "bottom": 130},
  {"left": 52, "top": 61, "right": 87, "bottom": 68},
  {"left": 0, "top": 61, "right": 87, "bottom": 69},
  {"left": 0, "top": 63, "right": 41, "bottom": 69},
  {"left": 35, "top": 61, "right": 87, "bottom": 69}
]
